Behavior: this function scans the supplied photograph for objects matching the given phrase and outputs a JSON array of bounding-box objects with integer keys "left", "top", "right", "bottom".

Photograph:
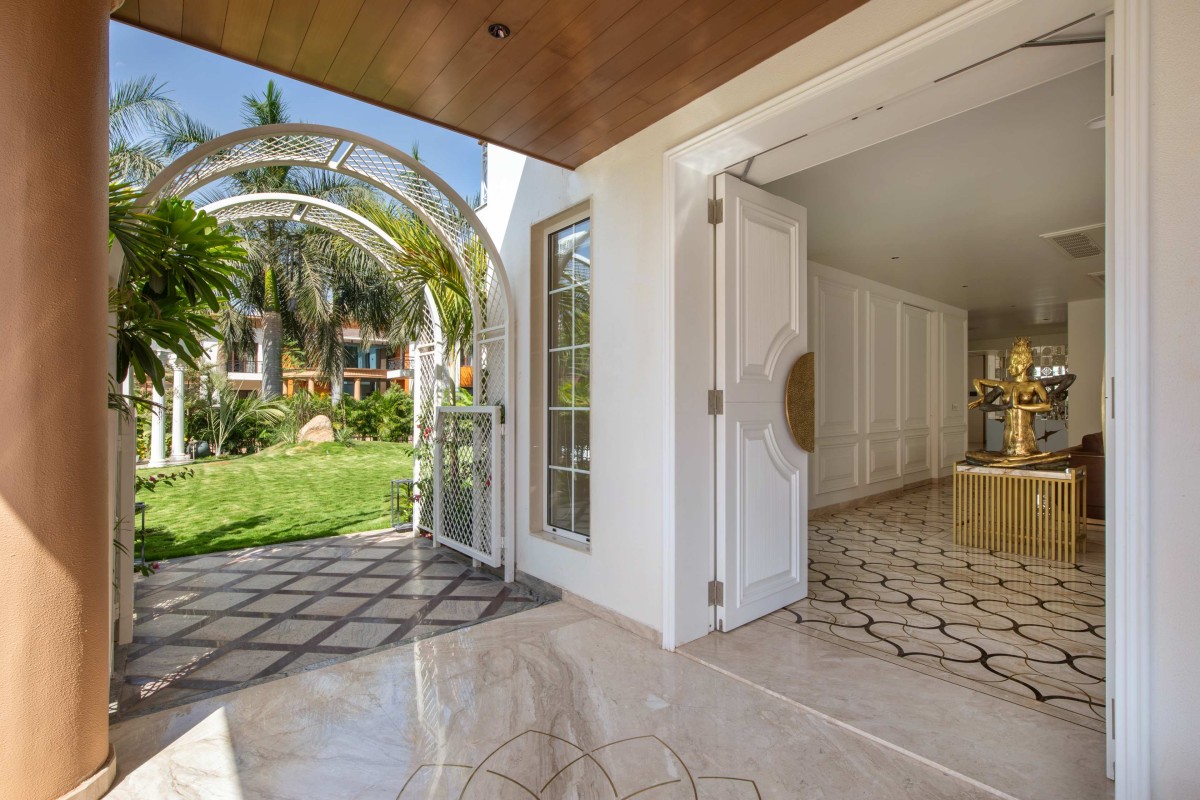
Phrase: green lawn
[{"left": 137, "top": 441, "right": 413, "bottom": 561}]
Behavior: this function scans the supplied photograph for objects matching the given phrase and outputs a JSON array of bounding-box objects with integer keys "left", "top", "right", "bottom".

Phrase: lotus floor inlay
[
  {"left": 114, "top": 528, "right": 543, "bottom": 717},
  {"left": 107, "top": 604, "right": 1004, "bottom": 799}
]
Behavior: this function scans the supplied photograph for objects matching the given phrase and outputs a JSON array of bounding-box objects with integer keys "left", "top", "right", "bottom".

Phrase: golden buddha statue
[{"left": 966, "top": 337, "right": 1072, "bottom": 469}]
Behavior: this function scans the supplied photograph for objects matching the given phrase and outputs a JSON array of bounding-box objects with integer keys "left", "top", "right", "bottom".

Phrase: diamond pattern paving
[{"left": 114, "top": 528, "right": 545, "bottom": 717}]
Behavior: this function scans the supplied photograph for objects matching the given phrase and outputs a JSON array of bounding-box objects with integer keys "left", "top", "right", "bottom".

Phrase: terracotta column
[
  {"left": 0, "top": 2, "right": 117, "bottom": 799},
  {"left": 354, "top": 378, "right": 362, "bottom": 400}
]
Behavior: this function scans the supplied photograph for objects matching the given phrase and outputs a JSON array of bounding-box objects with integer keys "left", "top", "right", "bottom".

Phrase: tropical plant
[
  {"left": 109, "top": 182, "right": 246, "bottom": 393},
  {"left": 339, "top": 386, "right": 414, "bottom": 442},
  {"left": 195, "top": 369, "right": 285, "bottom": 456},
  {"left": 109, "top": 75, "right": 218, "bottom": 186}
]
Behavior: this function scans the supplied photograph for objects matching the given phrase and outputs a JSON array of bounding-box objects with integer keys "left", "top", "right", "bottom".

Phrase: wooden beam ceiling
[{"left": 113, "top": 0, "right": 868, "bottom": 168}]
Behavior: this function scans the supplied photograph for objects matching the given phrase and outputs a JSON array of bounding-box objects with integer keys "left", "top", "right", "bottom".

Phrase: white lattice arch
[
  {"left": 202, "top": 192, "right": 421, "bottom": 272},
  {"left": 144, "top": 126, "right": 515, "bottom": 580}
]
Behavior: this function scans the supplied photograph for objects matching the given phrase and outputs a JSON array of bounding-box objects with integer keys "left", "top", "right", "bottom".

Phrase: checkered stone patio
[{"left": 113, "top": 528, "right": 546, "bottom": 717}]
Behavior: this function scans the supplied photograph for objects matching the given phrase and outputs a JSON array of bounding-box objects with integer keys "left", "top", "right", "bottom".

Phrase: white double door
[{"left": 714, "top": 174, "right": 810, "bottom": 632}]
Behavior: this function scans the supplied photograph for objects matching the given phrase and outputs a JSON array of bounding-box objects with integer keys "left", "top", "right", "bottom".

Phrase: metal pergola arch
[{"left": 140, "top": 126, "right": 515, "bottom": 580}]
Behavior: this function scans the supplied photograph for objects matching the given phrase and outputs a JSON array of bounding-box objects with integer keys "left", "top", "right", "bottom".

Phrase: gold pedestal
[
  {"left": 953, "top": 463, "right": 1087, "bottom": 563},
  {"left": 964, "top": 449, "right": 1070, "bottom": 469}
]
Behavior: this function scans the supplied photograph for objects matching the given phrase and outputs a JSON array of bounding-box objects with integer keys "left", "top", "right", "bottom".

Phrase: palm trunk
[
  {"left": 261, "top": 311, "right": 284, "bottom": 399},
  {"left": 330, "top": 363, "right": 344, "bottom": 406}
]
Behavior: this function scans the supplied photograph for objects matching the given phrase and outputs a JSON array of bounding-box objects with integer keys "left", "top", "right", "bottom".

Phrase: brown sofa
[{"left": 1060, "top": 432, "right": 1105, "bottom": 520}]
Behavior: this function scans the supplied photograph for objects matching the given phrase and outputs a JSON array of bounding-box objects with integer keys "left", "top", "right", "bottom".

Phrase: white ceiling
[{"left": 764, "top": 61, "right": 1106, "bottom": 341}]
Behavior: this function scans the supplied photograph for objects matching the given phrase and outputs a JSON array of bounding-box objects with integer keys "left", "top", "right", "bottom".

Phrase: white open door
[{"left": 714, "top": 173, "right": 809, "bottom": 632}]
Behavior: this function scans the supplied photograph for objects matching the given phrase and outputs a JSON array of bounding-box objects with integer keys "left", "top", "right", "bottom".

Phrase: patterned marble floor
[
  {"left": 774, "top": 481, "right": 1106, "bottom": 727},
  {"left": 114, "top": 528, "right": 544, "bottom": 717},
  {"left": 107, "top": 604, "right": 1003, "bottom": 800}
]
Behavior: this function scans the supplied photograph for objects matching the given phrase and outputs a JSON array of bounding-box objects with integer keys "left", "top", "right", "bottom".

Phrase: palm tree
[
  {"left": 294, "top": 231, "right": 401, "bottom": 405},
  {"left": 206, "top": 81, "right": 377, "bottom": 399},
  {"left": 109, "top": 75, "right": 219, "bottom": 186}
]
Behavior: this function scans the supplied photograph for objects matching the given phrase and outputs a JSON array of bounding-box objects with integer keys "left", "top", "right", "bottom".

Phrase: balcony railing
[
  {"left": 386, "top": 357, "right": 407, "bottom": 370},
  {"left": 228, "top": 358, "right": 260, "bottom": 374}
]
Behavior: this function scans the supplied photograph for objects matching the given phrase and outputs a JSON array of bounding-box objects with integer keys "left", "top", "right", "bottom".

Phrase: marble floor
[
  {"left": 108, "top": 603, "right": 1010, "bottom": 799},
  {"left": 783, "top": 481, "right": 1106, "bottom": 728},
  {"left": 682, "top": 480, "right": 1111, "bottom": 800},
  {"left": 115, "top": 528, "right": 543, "bottom": 717}
]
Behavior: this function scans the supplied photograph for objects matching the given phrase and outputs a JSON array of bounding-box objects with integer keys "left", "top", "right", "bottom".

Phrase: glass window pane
[
  {"left": 548, "top": 289, "right": 572, "bottom": 349},
  {"left": 573, "top": 411, "right": 590, "bottom": 471},
  {"left": 548, "top": 411, "right": 573, "bottom": 469},
  {"left": 549, "top": 350, "right": 573, "bottom": 408},
  {"left": 572, "top": 472, "right": 591, "bottom": 538},
  {"left": 548, "top": 469, "right": 573, "bottom": 531},
  {"left": 550, "top": 227, "right": 575, "bottom": 291},
  {"left": 546, "top": 215, "right": 591, "bottom": 540},
  {"left": 572, "top": 284, "right": 590, "bottom": 345},
  {"left": 572, "top": 347, "right": 590, "bottom": 408}
]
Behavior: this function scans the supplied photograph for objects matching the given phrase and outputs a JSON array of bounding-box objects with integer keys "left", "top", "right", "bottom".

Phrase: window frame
[{"left": 530, "top": 202, "right": 593, "bottom": 550}]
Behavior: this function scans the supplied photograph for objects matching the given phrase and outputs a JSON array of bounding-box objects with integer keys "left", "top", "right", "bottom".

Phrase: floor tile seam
[
  {"left": 127, "top": 553, "right": 367, "bottom": 658},
  {"left": 673, "top": 647, "right": 1024, "bottom": 800},
  {"left": 113, "top": 600, "right": 556, "bottom": 723},
  {"left": 123, "top": 550, "right": 429, "bottom": 699},
  {"left": 374, "top": 571, "right": 479, "bottom": 649},
  {"left": 757, "top": 614, "right": 1105, "bottom": 731},
  {"left": 258, "top": 559, "right": 464, "bottom": 662}
]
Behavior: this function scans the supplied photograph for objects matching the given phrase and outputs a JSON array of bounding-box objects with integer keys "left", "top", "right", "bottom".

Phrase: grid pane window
[{"left": 546, "top": 218, "right": 591, "bottom": 540}]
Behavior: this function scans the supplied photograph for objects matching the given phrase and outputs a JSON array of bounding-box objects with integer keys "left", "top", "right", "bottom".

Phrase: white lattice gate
[{"left": 433, "top": 406, "right": 504, "bottom": 569}]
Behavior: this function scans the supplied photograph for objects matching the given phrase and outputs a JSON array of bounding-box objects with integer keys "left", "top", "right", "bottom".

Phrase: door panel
[{"left": 715, "top": 173, "right": 809, "bottom": 632}]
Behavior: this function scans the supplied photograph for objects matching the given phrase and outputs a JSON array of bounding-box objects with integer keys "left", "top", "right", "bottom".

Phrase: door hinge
[
  {"left": 708, "top": 580, "right": 724, "bottom": 607},
  {"left": 708, "top": 197, "right": 723, "bottom": 224},
  {"left": 707, "top": 389, "right": 724, "bottom": 415}
]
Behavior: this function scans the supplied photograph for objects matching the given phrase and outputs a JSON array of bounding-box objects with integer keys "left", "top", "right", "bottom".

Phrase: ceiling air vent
[{"left": 1040, "top": 224, "right": 1105, "bottom": 259}]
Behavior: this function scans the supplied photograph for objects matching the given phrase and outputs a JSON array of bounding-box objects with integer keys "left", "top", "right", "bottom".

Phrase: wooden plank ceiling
[{"left": 113, "top": 0, "right": 868, "bottom": 168}]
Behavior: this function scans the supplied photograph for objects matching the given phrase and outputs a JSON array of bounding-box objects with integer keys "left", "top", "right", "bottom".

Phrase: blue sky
[{"left": 109, "top": 22, "right": 483, "bottom": 199}]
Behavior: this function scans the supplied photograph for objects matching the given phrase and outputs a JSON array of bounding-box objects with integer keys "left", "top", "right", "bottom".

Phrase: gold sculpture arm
[{"left": 967, "top": 377, "right": 1003, "bottom": 410}]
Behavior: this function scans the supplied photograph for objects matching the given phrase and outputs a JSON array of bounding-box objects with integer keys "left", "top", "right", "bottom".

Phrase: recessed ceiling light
[
  {"left": 961, "top": 285, "right": 968, "bottom": 288},
  {"left": 488, "top": 22, "right": 511, "bottom": 39},
  {"left": 891, "top": 256, "right": 900, "bottom": 260}
]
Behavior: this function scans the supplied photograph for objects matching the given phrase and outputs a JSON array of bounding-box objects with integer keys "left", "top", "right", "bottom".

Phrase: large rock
[{"left": 298, "top": 414, "right": 335, "bottom": 443}]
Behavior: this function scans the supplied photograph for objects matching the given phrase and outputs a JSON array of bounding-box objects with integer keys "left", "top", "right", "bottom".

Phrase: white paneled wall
[{"left": 810, "top": 262, "right": 968, "bottom": 509}]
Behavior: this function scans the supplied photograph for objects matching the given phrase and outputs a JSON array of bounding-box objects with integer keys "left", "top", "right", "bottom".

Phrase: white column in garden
[
  {"left": 147, "top": 356, "right": 168, "bottom": 468},
  {"left": 169, "top": 358, "right": 188, "bottom": 463}
]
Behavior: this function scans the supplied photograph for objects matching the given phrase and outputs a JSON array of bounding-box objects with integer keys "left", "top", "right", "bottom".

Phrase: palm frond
[
  {"left": 109, "top": 140, "right": 165, "bottom": 186},
  {"left": 154, "top": 111, "right": 220, "bottom": 159},
  {"left": 109, "top": 75, "right": 179, "bottom": 144}
]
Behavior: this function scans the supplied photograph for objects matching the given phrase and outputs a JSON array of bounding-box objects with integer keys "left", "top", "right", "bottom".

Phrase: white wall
[
  {"left": 475, "top": 0, "right": 968, "bottom": 635},
  {"left": 1067, "top": 298, "right": 1105, "bottom": 446},
  {"left": 475, "top": 0, "right": 1200, "bottom": 787},
  {"left": 809, "top": 261, "right": 967, "bottom": 509},
  {"left": 1146, "top": 1, "right": 1200, "bottom": 793}
]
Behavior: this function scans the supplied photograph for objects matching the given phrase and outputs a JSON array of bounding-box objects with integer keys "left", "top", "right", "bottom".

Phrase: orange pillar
[{"left": 0, "top": 2, "right": 116, "bottom": 798}]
